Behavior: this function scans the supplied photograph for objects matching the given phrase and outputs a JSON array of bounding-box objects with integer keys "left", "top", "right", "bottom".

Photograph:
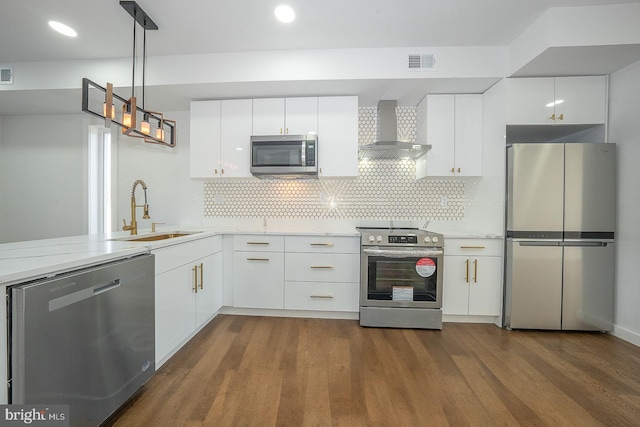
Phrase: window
[{"left": 88, "top": 126, "right": 113, "bottom": 234}]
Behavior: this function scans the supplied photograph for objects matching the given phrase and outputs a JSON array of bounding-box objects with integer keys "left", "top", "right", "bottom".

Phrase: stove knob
[
  {"left": 368, "top": 235, "right": 375, "bottom": 242},
  {"left": 376, "top": 235, "right": 383, "bottom": 242},
  {"left": 432, "top": 236, "right": 439, "bottom": 243},
  {"left": 424, "top": 236, "right": 432, "bottom": 244}
]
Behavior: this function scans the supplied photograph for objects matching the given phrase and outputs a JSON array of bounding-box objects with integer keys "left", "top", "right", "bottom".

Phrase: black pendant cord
[
  {"left": 131, "top": 12, "right": 136, "bottom": 101},
  {"left": 142, "top": 27, "right": 146, "bottom": 111}
]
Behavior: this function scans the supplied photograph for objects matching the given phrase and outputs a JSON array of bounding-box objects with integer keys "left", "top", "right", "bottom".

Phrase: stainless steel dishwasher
[{"left": 9, "top": 253, "right": 155, "bottom": 427}]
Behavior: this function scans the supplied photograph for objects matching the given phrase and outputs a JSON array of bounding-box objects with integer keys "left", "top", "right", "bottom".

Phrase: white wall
[
  {"left": 0, "top": 114, "right": 89, "bottom": 243},
  {"left": 609, "top": 59, "right": 640, "bottom": 345},
  {"left": 116, "top": 110, "right": 203, "bottom": 233}
]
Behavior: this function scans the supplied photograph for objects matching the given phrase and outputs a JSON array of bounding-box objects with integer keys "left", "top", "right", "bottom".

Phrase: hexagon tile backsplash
[{"left": 203, "top": 107, "right": 465, "bottom": 221}]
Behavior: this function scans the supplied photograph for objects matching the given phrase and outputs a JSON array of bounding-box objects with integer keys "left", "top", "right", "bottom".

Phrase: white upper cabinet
[
  {"left": 252, "top": 98, "right": 284, "bottom": 135},
  {"left": 252, "top": 97, "right": 318, "bottom": 135},
  {"left": 506, "top": 76, "right": 606, "bottom": 125},
  {"left": 317, "top": 96, "right": 359, "bottom": 178},
  {"left": 191, "top": 96, "right": 357, "bottom": 178},
  {"left": 417, "top": 94, "right": 482, "bottom": 178},
  {"left": 220, "top": 99, "right": 253, "bottom": 178},
  {"left": 190, "top": 100, "right": 221, "bottom": 179},
  {"left": 190, "top": 99, "right": 253, "bottom": 178}
]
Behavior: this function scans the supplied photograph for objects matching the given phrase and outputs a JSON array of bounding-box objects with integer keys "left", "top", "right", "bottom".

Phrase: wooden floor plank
[{"left": 108, "top": 316, "right": 640, "bottom": 427}]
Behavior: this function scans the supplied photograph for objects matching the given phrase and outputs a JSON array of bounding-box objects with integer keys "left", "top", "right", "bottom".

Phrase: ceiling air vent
[
  {"left": 0, "top": 67, "right": 13, "bottom": 85},
  {"left": 408, "top": 54, "right": 436, "bottom": 71}
]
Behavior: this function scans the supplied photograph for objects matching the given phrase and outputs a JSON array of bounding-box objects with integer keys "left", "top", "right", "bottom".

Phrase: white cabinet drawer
[
  {"left": 285, "top": 235, "right": 359, "bottom": 253},
  {"left": 444, "top": 239, "right": 503, "bottom": 256},
  {"left": 233, "top": 235, "right": 285, "bottom": 252},
  {"left": 285, "top": 253, "right": 359, "bottom": 283},
  {"left": 154, "top": 237, "right": 217, "bottom": 275},
  {"left": 233, "top": 251, "right": 285, "bottom": 309},
  {"left": 284, "top": 281, "right": 359, "bottom": 312}
]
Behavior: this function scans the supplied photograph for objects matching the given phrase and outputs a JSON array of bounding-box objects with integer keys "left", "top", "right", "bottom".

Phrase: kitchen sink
[{"left": 112, "top": 231, "right": 202, "bottom": 242}]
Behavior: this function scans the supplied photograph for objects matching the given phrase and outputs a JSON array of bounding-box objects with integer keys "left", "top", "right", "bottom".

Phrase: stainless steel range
[{"left": 357, "top": 227, "right": 444, "bottom": 329}]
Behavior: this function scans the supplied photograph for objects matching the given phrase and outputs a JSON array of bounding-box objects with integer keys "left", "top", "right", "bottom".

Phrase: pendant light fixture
[{"left": 82, "top": 1, "right": 176, "bottom": 147}]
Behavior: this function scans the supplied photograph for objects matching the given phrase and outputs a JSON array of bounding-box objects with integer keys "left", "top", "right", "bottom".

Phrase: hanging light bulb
[
  {"left": 123, "top": 105, "right": 132, "bottom": 127},
  {"left": 103, "top": 102, "right": 115, "bottom": 119},
  {"left": 140, "top": 113, "right": 151, "bottom": 135}
]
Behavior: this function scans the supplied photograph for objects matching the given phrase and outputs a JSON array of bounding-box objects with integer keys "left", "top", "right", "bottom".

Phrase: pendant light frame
[{"left": 81, "top": 1, "right": 176, "bottom": 147}]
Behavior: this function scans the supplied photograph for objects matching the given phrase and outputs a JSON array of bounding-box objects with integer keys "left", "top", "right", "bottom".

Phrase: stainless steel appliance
[
  {"left": 250, "top": 134, "right": 318, "bottom": 177},
  {"left": 9, "top": 254, "right": 155, "bottom": 427},
  {"left": 358, "top": 227, "right": 444, "bottom": 329},
  {"left": 504, "top": 143, "right": 616, "bottom": 331}
]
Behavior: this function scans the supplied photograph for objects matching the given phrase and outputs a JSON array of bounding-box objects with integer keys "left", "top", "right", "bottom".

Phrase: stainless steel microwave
[{"left": 250, "top": 134, "right": 318, "bottom": 177}]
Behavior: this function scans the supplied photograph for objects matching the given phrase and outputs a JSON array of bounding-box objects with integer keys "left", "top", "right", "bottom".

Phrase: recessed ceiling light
[
  {"left": 49, "top": 21, "right": 77, "bottom": 37},
  {"left": 274, "top": 5, "right": 295, "bottom": 23}
]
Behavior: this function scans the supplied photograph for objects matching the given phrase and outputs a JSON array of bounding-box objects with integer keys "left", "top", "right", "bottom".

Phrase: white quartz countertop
[
  {"left": 0, "top": 224, "right": 500, "bottom": 286},
  {"left": 0, "top": 225, "right": 360, "bottom": 286}
]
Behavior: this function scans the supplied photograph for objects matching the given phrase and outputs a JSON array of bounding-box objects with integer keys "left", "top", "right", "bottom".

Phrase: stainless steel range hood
[{"left": 359, "top": 100, "right": 431, "bottom": 160}]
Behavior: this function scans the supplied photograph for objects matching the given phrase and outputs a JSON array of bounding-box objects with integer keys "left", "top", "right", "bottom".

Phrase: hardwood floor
[{"left": 109, "top": 315, "right": 640, "bottom": 426}]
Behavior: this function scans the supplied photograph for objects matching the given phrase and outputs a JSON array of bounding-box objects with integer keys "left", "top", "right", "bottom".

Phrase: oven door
[{"left": 360, "top": 247, "right": 443, "bottom": 309}]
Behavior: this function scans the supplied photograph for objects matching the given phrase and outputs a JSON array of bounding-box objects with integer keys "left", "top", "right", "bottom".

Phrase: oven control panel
[{"left": 389, "top": 235, "right": 417, "bottom": 244}]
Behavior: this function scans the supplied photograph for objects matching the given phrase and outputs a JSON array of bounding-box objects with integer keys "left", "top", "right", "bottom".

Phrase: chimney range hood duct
[{"left": 359, "top": 100, "right": 431, "bottom": 160}]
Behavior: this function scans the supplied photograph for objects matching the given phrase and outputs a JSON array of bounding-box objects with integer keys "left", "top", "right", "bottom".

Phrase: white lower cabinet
[
  {"left": 154, "top": 236, "right": 223, "bottom": 365},
  {"left": 232, "top": 235, "right": 285, "bottom": 309},
  {"left": 442, "top": 238, "right": 503, "bottom": 316},
  {"left": 233, "top": 251, "right": 285, "bottom": 309},
  {"left": 231, "top": 234, "right": 360, "bottom": 313},
  {"left": 284, "top": 235, "right": 360, "bottom": 312}
]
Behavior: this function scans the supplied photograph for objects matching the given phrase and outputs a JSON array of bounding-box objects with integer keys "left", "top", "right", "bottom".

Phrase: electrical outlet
[
  {"left": 440, "top": 195, "right": 448, "bottom": 207},
  {"left": 213, "top": 194, "right": 224, "bottom": 204}
]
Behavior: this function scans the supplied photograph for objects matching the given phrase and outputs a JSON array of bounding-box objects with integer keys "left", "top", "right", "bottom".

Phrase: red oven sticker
[{"left": 416, "top": 258, "right": 436, "bottom": 277}]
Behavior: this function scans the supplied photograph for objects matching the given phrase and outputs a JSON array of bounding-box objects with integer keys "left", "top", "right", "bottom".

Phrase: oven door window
[
  {"left": 252, "top": 141, "right": 304, "bottom": 167},
  {"left": 366, "top": 256, "right": 438, "bottom": 302}
]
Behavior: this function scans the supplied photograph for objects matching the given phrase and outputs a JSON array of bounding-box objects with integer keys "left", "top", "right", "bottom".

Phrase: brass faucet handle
[{"left": 151, "top": 222, "right": 165, "bottom": 233}]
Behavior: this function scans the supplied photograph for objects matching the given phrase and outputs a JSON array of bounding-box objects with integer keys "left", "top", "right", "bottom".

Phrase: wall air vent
[
  {"left": 408, "top": 54, "right": 436, "bottom": 71},
  {"left": 0, "top": 66, "right": 13, "bottom": 85}
]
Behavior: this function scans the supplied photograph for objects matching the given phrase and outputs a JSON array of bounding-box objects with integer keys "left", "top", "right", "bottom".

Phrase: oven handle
[{"left": 362, "top": 247, "right": 443, "bottom": 258}]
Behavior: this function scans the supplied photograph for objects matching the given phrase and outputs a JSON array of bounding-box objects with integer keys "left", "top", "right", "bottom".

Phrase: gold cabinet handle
[
  {"left": 457, "top": 167, "right": 461, "bottom": 173},
  {"left": 451, "top": 167, "right": 455, "bottom": 173},
  {"left": 310, "top": 266, "right": 334, "bottom": 269},
  {"left": 221, "top": 168, "right": 224, "bottom": 175},
  {"left": 310, "top": 294, "right": 334, "bottom": 299},
  {"left": 460, "top": 246, "right": 486, "bottom": 249},
  {"left": 247, "top": 258, "right": 270, "bottom": 261},
  {"left": 558, "top": 113, "right": 564, "bottom": 121},
  {"left": 280, "top": 128, "right": 283, "bottom": 134},
  {"left": 473, "top": 259, "right": 478, "bottom": 283},
  {"left": 465, "top": 259, "right": 469, "bottom": 283},
  {"left": 550, "top": 113, "right": 556, "bottom": 121},
  {"left": 247, "top": 241, "right": 270, "bottom": 245},
  {"left": 310, "top": 243, "right": 334, "bottom": 247},
  {"left": 214, "top": 168, "right": 218, "bottom": 175},
  {"left": 199, "top": 262, "right": 204, "bottom": 289},
  {"left": 193, "top": 266, "right": 198, "bottom": 293}
]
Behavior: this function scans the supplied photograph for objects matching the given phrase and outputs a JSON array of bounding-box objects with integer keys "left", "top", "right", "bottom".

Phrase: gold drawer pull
[
  {"left": 310, "top": 294, "right": 334, "bottom": 299},
  {"left": 460, "top": 246, "right": 486, "bottom": 249},
  {"left": 310, "top": 243, "right": 334, "bottom": 247},
  {"left": 247, "top": 258, "right": 270, "bottom": 261},
  {"left": 310, "top": 266, "right": 334, "bottom": 269},
  {"left": 247, "top": 242, "right": 270, "bottom": 245}
]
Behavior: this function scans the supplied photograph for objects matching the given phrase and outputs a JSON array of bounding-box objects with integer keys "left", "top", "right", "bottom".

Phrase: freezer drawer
[
  {"left": 562, "top": 242, "right": 615, "bottom": 331},
  {"left": 505, "top": 240, "right": 563, "bottom": 330}
]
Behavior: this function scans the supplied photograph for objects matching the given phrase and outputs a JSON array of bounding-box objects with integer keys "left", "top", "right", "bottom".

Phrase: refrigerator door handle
[
  {"left": 560, "top": 241, "right": 610, "bottom": 247},
  {"left": 516, "top": 241, "right": 561, "bottom": 247}
]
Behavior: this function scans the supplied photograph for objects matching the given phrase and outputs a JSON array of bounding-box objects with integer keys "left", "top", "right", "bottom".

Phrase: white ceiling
[{"left": 1, "top": 0, "right": 639, "bottom": 114}]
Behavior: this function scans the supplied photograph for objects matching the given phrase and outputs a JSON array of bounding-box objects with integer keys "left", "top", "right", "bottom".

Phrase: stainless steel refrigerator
[{"left": 504, "top": 143, "right": 616, "bottom": 331}]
